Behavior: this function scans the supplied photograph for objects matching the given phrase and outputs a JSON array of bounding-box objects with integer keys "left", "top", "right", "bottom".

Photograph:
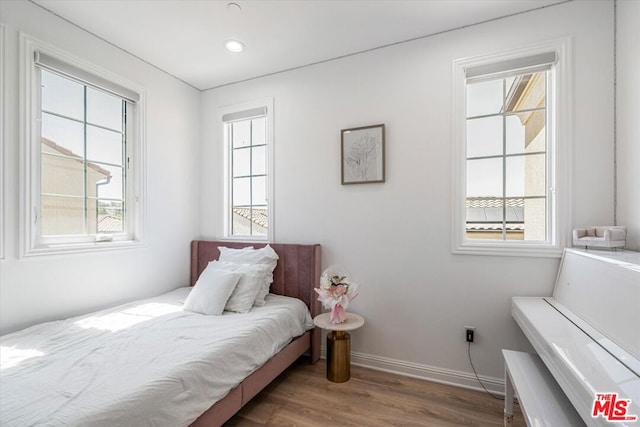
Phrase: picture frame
[{"left": 341, "top": 124, "right": 385, "bottom": 185}]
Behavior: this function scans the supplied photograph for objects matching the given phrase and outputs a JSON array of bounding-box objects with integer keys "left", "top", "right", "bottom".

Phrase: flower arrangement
[{"left": 315, "top": 266, "right": 359, "bottom": 324}]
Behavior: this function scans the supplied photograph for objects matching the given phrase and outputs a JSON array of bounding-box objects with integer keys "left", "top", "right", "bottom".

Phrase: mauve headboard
[
  {"left": 190, "top": 240, "right": 321, "bottom": 361},
  {"left": 190, "top": 241, "right": 321, "bottom": 308}
]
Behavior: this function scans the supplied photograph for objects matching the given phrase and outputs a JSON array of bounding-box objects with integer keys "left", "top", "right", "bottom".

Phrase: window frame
[
  {"left": 452, "top": 38, "right": 572, "bottom": 257},
  {"left": 20, "top": 34, "right": 147, "bottom": 256},
  {"left": 218, "top": 99, "right": 274, "bottom": 242},
  {"left": 0, "top": 25, "right": 5, "bottom": 259}
]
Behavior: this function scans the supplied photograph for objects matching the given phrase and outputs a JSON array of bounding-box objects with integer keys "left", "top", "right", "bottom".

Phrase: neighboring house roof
[
  {"left": 42, "top": 137, "right": 111, "bottom": 178},
  {"left": 466, "top": 197, "right": 524, "bottom": 209},
  {"left": 466, "top": 197, "right": 524, "bottom": 232},
  {"left": 98, "top": 215, "right": 123, "bottom": 233},
  {"left": 232, "top": 207, "right": 268, "bottom": 228}
]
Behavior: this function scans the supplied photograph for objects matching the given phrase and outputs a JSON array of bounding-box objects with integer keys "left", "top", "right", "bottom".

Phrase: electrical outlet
[{"left": 464, "top": 326, "right": 476, "bottom": 343}]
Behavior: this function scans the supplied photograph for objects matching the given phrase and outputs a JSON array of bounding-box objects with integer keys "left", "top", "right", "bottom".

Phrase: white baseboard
[{"left": 320, "top": 347, "right": 505, "bottom": 395}]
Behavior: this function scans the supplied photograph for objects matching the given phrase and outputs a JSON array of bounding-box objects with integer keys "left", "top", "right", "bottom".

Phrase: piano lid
[
  {"left": 553, "top": 249, "right": 640, "bottom": 361},
  {"left": 513, "top": 297, "right": 640, "bottom": 427},
  {"left": 512, "top": 248, "right": 640, "bottom": 427}
]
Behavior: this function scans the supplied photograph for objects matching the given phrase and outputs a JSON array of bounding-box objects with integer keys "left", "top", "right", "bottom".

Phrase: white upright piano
[{"left": 505, "top": 248, "right": 640, "bottom": 427}]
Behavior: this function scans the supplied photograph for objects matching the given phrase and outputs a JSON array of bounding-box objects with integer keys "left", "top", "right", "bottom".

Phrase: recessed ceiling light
[
  {"left": 227, "top": 2, "right": 241, "bottom": 12},
  {"left": 224, "top": 39, "right": 245, "bottom": 53}
]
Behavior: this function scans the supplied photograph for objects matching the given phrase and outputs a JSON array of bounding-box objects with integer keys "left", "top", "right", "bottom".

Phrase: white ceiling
[{"left": 33, "top": 0, "right": 566, "bottom": 91}]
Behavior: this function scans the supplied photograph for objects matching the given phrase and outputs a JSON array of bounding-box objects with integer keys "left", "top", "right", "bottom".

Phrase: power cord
[{"left": 467, "top": 342, "right": 503, "bottom": 400}]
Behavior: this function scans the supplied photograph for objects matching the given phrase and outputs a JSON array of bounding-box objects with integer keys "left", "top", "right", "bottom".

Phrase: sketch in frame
[{"left": 341, "top": 124, "right": 385, "bottom": 185}]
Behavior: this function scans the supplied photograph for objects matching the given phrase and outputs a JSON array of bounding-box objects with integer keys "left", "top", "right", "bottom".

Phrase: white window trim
[
  {"left": 19, "top": 33, "right": 147, "bottom": 257},
  {"left": 451, "top": 38, "right": 572, "bottom": 258},
  {"left": 0, "top": 25, "right": 5, "bottom": 259},
  {"left": 216, "top": 98, "right": 274, "bottom": 242}
]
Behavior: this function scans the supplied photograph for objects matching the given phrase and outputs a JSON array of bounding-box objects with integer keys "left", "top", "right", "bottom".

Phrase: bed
[
  {"left": 189, "top": 241, "right": 321, "bottom": 425},
  {"left": 0, "top": 241, "right": 321, "bottom": 426}
]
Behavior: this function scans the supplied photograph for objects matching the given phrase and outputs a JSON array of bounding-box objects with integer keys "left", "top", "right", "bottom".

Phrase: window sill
[
  {"left": 219, "top": 235, "right": 270, "bottom": 243},
  {"left": 453, "top": 242, "right": 563, "bottom": 258},
  {"left": 23, "top": 239, "right": 145, "bottom": 257}
]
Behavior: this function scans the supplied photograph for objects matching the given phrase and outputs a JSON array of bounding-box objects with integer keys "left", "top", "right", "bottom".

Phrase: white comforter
[{"left": 0, "top": 288, "right": 313, "bottom": 426}]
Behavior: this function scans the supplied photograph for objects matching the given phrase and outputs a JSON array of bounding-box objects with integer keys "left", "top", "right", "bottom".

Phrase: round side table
[{"left": 313, "top": 312, "right": 364, "bottom": 383}]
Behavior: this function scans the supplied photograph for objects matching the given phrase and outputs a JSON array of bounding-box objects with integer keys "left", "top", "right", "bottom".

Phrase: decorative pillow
[
  {"left": 183, "top": 266, "right": 240, "bottom": 315},
  {"left": 218, "top": 245, "right": 278, "bottom": 270},
  {"left": 218, "top": 245, "right": 279, "bottom": 306},
  {"left": 210, "top": 261, "right": 271, "bottom": 313}
]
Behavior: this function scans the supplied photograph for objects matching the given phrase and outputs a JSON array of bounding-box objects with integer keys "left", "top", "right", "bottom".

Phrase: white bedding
[{"left": 0, "top": 287, "right": 313, "bottom": 426}]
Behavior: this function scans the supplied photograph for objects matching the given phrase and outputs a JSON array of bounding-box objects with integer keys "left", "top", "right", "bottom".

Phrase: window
[
  {"left": 21, "top": 36, "right": 145, "bottom": 255},
  {"left": 466, "top": 70, "right": 548, "bottom": 241},
  {"left": 452, "top": 39, "right": 571, "bottom": 257},
  {"left": 40, "top": 70, "right": 128, "bottom": 237},
  {"left": 221, "top": 100, "right": 273, "bottom": 240}
]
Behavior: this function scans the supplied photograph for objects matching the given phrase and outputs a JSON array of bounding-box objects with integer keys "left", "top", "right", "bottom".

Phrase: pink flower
[{"left": 316, "top": 267, "right": 359, "bottom": 323}]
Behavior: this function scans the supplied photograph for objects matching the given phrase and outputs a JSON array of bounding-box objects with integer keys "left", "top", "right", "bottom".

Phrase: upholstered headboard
[
  {"left": 190, "top": 240, "right": 321, "bottom": 315},
  {"left": 190, "top": 241, "right": 321, "bottom": 362}
]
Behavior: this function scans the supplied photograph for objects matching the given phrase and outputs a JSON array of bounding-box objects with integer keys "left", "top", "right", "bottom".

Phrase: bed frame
[{"left": 189, "top": 241, "right": 321, "bottom": 426}]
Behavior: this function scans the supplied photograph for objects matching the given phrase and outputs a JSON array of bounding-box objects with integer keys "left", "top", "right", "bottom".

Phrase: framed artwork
[{"left": 341, "top": 124, "right": 385, "bottom": 185}]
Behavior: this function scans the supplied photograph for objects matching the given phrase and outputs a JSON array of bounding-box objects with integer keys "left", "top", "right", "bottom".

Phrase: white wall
[
  {"left": 0, "top": 1, "right": 201, "bottom": 334},
  {"left": 616, "top": 0, "right": 640, "bottom": 251},
  {"left": 201, "top": 0, "right": 614, "bottom": 387},
  {"left": 0, "top": 0, "right": 621, "bottom": 392}
]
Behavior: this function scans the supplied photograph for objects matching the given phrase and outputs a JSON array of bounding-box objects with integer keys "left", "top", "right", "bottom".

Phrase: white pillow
[
  {"left": 183, "top": 266, "right": 240, "bottom": 315},
  {"left": 218, "top": 245, "right": 279, "bottom": 306},
  {"left": 210, "top": 261, "right": 270, "bottom": 313},
  {"left": 218, "top": 245, "right": 278, "bottom": 270},
  {"left": 252, "top": 278, "right": 271, "bottom": 307}
]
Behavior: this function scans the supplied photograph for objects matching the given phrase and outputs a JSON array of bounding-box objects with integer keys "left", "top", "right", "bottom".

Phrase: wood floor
[{"left": 225, "top": 358, "right": 525, "bottom": 426}]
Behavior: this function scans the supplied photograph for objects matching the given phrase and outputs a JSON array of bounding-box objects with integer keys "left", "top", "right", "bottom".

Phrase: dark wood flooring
[{"left": 225, "top": 358, "right": 525, "bottom": 426}]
